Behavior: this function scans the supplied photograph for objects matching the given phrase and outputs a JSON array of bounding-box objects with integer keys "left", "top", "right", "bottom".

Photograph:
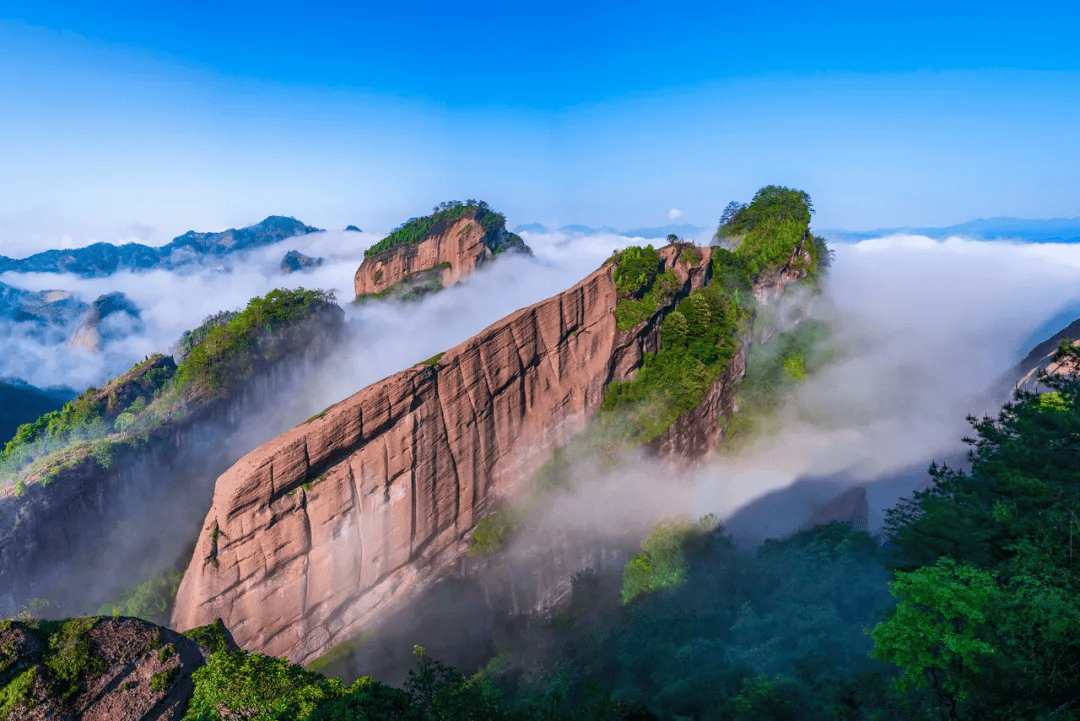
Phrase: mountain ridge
[
  {"left": 821, "top": 215, "right": 1080, "bottom": 243},
  {"left": 0, "top": 216, "right": 322, "bottom": 278}
]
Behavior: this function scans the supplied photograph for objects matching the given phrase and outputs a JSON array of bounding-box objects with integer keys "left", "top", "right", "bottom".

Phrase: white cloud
[
  {"left": 6, "top": 229, "right": 1080, "bottom": 542},
  {"left": 668, "top": 208, "right": 682, "bottom": 220}
]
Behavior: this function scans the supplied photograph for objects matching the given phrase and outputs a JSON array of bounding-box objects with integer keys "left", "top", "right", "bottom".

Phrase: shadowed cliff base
[{"left": 0, "top": 289, "right": 345, "bottom": 618}]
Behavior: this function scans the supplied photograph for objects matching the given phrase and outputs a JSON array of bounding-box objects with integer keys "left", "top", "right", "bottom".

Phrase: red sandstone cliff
[
  {"left": 172, "top": 246, "right": 720, "bottom": 663},
  {"left": 354, "top": 213, "right": 521, "bottom": 298}
]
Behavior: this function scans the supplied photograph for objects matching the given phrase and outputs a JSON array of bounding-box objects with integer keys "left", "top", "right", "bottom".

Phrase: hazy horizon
[{"left": 2, "top": 2, "right": 1078, "bottom": 257}]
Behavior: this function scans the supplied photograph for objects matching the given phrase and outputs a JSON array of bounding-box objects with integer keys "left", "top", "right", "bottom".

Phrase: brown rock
[
  {"left": 173, "top": 246, "right": 719, "bottom": 663},
  {"left": 353, "top": 213, "right": 503, "bottom": 298},
  {"left": 0, "top": 616, "right": 237, "bottom": 721},
  {"left": 172, "top": 240, "right": 813, "bottom": 665}
]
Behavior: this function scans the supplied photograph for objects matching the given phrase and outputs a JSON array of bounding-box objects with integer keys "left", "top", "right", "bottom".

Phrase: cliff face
[
  {"left": 0, "top": 306, "right": 344, "bottom": 618},
  {"left": 172, "top": 246, "right": 718, "bottom": 663},
  {"left": 353, "top": 213, "right": 518, "bottom": 298}
]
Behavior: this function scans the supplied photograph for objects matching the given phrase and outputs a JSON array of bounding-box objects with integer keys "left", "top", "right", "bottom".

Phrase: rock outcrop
[
  {"left": 67, "top": 292, "right": 143, "bottom": 352},
  {"left": 0, "top": 616, "right": 238, "bottom": 721},
  {"left": 280, "top": 250, "right": 324, "bottom": 274},
  {"left": 0, "top": 304, "right": 344, "bottom": 618},
  {"left": 353, "top": 211, "right": 529, "bottom": 300},
  {"left": 173, "top": 245, "right": 721, "bottom": 663},
  {"left": 0, "top": 282, "right": 86, "bottom": 331}
]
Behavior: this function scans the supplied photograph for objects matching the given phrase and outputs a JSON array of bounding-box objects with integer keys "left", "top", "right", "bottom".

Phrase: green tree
[{"left": 870, "top": 558, "right": 998, "bottom": 719}]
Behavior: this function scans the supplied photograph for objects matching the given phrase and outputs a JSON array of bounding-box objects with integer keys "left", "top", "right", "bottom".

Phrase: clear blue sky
[{"left": 2, "top": 0, "right": 1079, "bottom": 253}]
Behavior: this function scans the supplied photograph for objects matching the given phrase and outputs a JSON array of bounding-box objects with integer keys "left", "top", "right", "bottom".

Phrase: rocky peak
[
  {"left": 172, "top": 244, "right": 741, "bottom": 663},
  {"left": 353, "top": 203, "right": 530, "bottom": 302},
  {"left": 67, "top": 291, "right": 143, "bottom": 353},
  {"left": 280, "top": 249, "right": 324, "bottom": 274},
  {"left": 796, "top": 486, "right": 870, "bottom": 533},
  {"left": 0, "top": 289, "right": 345, "bottom": 619}
]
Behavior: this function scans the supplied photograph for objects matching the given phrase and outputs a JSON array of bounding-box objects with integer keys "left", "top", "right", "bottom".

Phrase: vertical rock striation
[{"left": 173, "top": 246, "right": 723, "bottom": 663}]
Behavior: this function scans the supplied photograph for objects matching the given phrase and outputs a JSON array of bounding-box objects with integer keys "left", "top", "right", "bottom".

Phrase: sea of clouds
[{"left": 5, "top": 228, "right": 1080, "bottom": 536}]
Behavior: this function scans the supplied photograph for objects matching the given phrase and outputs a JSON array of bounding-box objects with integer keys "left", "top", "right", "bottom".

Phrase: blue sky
[{"left": 2, "top": 0, "right": 1079, "bottom": 254}]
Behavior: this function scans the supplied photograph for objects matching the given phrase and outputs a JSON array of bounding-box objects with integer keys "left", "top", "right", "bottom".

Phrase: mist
[
  {"left": 8, "top": 227, "right": 1080, "bottom": 563},
  {"left": 524, "top": 234, "right": 1080, "bottom": 548}
]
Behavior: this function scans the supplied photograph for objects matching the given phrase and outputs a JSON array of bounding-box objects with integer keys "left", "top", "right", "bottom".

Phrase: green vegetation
[
  {"left": 175, "top": 287, "right": 336, "bottom": 396},
  {"left": 303, "top": 405, "right": 335, "bottom": 424},
  {"left": 364, "top": 200, "right": 525, "bottom": 258},
  {"left": 151, "top": 668, "right": 178, "bottom": 692},
  {"left": 612, "top": 245, "right": 661, "bottom": 295},
  {"left": 0, "top": 668, "right": 36, "bottom": 720},
  {"left": 42, "top": 617, "right": 103, "bottom": 703},
  {"left": 621, "top": 515, "right": 718, "bottom": 603},
  {"left": 0, "top": 617, "right": 106, "bottom": 716},
  {"left": 353, "top": 264, "right": 449, "bottom": 304},
  {"left": 174, "top": 310, "right": 239, "bottom": 363},
  {"left": 16, "top": 368, "right": 1080, "bottom": 721},
  {"left": 717, "top": 185, "right": 824, "bottom": 277},
  {"left": 870, "top": 357, "right": 1080, "bottom": 718},
  {"left": 184, "top": 649, "right": 346, "bottom": 720},
  {"left": 479, "top": 517, "right": 896, "bottom": 720},
  {"left": 1, "top": 287, "right": 337, "bottom": 488},
  {"left": 604, "top": 278, "right": 749, "bottom": 445},
  {"left": 420, "top": 351, "right": 445, "bottom": 367},
  {"left": 96, "top": 569, "right": 184, "bottom": 627},
  {"left": 182, "top": 619, "right": 234, "bottom": 655},
  {"left": 721, "top": 319, "right": 833, "bottom": 453},
  {"left": 468, "top": 509, "right": 524, "bottom": 557}
]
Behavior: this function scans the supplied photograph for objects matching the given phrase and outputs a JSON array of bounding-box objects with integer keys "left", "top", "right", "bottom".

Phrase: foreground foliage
[{"left": 875, "top": 351, "right": 1080, "bottom": 719}]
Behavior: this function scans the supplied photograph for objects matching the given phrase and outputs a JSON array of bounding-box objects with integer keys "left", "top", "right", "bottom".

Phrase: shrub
[
  {"left": 614, "top": 269, "right": 679, "bottom": 332},
  {"left": 621, "top": 515, "right": 718, "bottom": 603},
  {"left": 468, "top": 509, "right": 523, "bottom": 557},
  {"left": 41, "top": 617, "right": 104, "bottom": 703},
  {"left": 174, "top": 287, "right": 335, "bottom": 396},
  {"left": 364, "top": 200, "right": 520, "bottom": 258},
  {"left": 612, "top": 245, "right": 660, "bottom": 295},
  {"left": 715, "top": 186, "right": 819, "bottom": 280},
  {"left": 604, "top": 283, "right": 746, "bottom": 443},
  {"left": 185, "top": 649, "right": 347, "bottom": 720},
  {"left": 151, "top": 668, "right": 178, "bottom": 693},
  {"left": 182, "top": 619, "right": 234, "bottom": 655},
  {"left": 96, "top": 570, "right": 184, "bottom": 626}
]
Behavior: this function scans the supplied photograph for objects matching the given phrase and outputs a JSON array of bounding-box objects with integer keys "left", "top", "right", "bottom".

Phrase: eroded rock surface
[
  {"left": 0, "top": 616, "right": 238, "bottom": 721},
  {"left": 353, "top": 213, "right": 527, "bottom": 299},
  {"left": 173, "top": 246, "right": 719, "bottom": 663}
]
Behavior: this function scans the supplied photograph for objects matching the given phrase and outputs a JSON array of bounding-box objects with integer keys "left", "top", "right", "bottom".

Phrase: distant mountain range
[
  {"left": 0, "top": 216, "right": 322, "bottom": 278},
  {"left": 513, "top": 222, "right": 710, "bottom": 239},
  {"left": 821, "top": 217, "right": 1080, "bottom": 244}
]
